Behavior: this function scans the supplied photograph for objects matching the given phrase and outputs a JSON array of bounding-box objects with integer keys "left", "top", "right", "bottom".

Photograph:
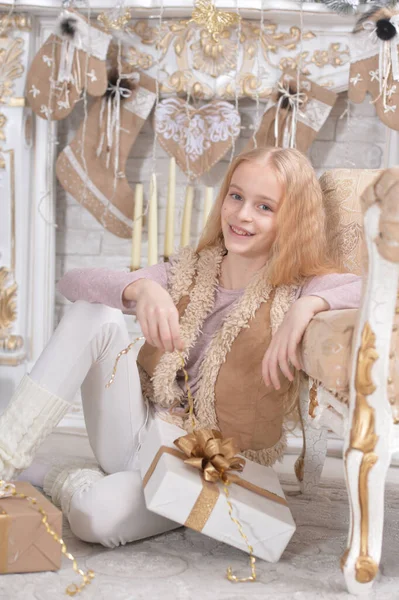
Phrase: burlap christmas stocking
[
  {"left": 56, "top": 69, "right": 157, "bottom": 238},
  {"left": 349, "top": 8, "right": 399, "bottom": 130},
  {"left": 26, "top": 8, "right": 112, "bottom": 121},
  {"left": 245, "top": 70, "right": 337, "bottom": 153}
]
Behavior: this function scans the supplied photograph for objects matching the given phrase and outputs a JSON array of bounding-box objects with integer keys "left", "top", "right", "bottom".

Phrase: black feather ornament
[
  {"left": 60, "top": 17, "right": 77, "bottom": 38},
  {"left": 354, "top": 7, "right": 392, "bottom": 33},
  {"left": 376, "top": 17, "right": 397, "bottom": 39}
]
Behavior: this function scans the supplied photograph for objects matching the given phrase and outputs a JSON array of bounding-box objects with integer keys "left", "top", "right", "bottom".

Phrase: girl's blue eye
[
  {"left": 231, "top": 193, "right": 242, "bottom": 201},
  {"left": 259, "top": 204, "right": 271, "bottom": 212}
]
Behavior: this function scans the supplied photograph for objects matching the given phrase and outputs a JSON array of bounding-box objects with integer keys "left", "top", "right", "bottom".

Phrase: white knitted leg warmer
[
  {"left": 44, "top": 462, "right": 104, "bottom": 514},
  {"left": 0, "top": 375, "right": 70, "bottom": 481}
]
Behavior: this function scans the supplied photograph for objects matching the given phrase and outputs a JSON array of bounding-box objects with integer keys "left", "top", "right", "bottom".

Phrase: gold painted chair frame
[{"left": 295, "top": 168, "right": 399, "bottom": 595}]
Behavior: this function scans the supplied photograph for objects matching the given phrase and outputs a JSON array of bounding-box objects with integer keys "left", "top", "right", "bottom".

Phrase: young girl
[{"left": 0, "top": 147, "right": 361, "bottom": 548}]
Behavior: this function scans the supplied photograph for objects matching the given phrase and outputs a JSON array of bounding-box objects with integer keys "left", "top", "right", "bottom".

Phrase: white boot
[{"left": 0, "top": 375, "right": 70, "bottom": 481}]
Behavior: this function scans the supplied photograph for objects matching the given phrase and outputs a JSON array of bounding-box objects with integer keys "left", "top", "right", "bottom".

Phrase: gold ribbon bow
[{"left": 174, "top": 429, "right": 245, "bottom": 484}]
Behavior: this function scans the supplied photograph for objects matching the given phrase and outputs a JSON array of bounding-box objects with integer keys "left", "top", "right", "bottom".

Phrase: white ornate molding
[
  {"left": 0, "top": 19, "right": 32, "bottom": 372},
  {"left": 2, "top": 2, "right": 357, "bottom": 97},
  {"left": 0, "top": 1, "right": 357, "bottom": 19},
  {"left": 27, "top": 19, "right": 58, "bottom": 367},
  {"left": 0, "top": 16, "right": 58, "bottom": 407}
]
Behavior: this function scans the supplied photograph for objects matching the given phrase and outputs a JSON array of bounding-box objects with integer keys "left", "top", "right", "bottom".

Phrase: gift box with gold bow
[{"left": 140, "top": 418, "right": 296, "bottom": 562}]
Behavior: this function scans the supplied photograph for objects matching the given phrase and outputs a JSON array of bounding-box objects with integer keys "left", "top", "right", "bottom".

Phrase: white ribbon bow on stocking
[
  {"left": 52, "top": 37, "right": 83, "bottom": 109},
  {"left": 97, "top": 72, "right": 140, "bottom": 178},
  {"left": 274, "top": 81, "right": 308, "bottom": 148}
]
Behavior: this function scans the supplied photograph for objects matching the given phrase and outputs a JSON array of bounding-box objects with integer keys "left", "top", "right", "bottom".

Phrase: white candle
[
  {"left": 147, "top": 174, "right": 158, "bottom": 266},
  {"left": 164, "top": 157, "right": 176, "bottom": 258},
  {"left": 180, "top": 185, "right": 194, "bottom": 248},
  {"left": 130, "top": 183, "right": 143, "bottom": 270},
  {"left": 203, "top": 186, "right": 214, "bottom": 228}
]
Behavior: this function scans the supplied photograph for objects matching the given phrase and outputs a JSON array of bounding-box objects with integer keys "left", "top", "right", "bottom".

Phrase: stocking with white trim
[
  {"left": 245, "top": 70, "right": 337, "bottom": 153},
  {"left": 56, "top": 67, "right": 157, "bottom": 238},
  {"left": 349, "top": 8, "right": 399, "bottom": 130},
  {"left": 26, "top": 8, "right": 112, "bottom": 120}
]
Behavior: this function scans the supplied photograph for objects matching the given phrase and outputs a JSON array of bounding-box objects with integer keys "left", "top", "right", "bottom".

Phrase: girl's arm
[
  {"left": 57, "top": 262, "right": 170, "bottom": 315},
  {"left": 262, "top": 272, "right": 362, "bottom": 389},
  {"left": 58, "top": 258, "right": 184, "bottom": 351},
  {"left": 297, "top": 272, "right": 362, "bottom": 309}
]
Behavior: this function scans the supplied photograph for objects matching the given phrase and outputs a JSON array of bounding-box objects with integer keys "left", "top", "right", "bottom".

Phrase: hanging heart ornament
[{"left": 154, "top": 97, "right": 241, "bottom": 179}]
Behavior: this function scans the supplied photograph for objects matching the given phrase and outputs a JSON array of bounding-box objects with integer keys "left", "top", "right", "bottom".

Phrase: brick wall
[{"left": 55, "top": 92, "right": 387, "bottom": 329}]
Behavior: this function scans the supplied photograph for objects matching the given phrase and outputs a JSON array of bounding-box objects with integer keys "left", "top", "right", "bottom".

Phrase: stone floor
[{"left": 2, "top": 452, "right": 399, "bottom": 600}]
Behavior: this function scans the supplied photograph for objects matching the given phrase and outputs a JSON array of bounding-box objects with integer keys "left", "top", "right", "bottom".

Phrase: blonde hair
[{"left": 196, "top": 147, "right": 342, "bottom": 286}]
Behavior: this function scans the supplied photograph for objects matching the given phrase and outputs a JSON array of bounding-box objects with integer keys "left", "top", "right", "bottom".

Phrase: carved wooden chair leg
[
  {"left": 340, "top": 192, "right": 399, "bottom": 595},
  {"left": 295, "top": 377, "right": 328, "bottom": 496},
  {"left": 341, "top": 415, "right": 392, "bottom": 595}
]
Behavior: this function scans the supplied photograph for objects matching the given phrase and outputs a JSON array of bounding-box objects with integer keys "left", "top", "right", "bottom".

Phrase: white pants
[{"left": 30, "top": 300, "right": 178, "bottom": 547}]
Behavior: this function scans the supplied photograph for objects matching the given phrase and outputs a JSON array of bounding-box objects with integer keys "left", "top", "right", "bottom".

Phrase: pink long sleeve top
[{"left": 57, "top": 261, "right": 362, "bottom": 398}]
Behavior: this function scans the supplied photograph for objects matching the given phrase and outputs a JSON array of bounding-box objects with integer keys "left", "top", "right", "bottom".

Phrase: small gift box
[
  {"left": 0, "top": 481, "right": 62, "bottom": 574},
  {"left": 140, "top": 418, "right": 296, "bottom": 562}
]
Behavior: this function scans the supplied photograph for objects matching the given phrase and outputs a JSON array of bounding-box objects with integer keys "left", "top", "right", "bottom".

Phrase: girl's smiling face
[{"left": 221, "top": 160, "right": 283, "bottom": 261}]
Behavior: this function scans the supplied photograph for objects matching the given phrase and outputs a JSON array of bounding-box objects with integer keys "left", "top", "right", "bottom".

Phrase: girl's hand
[
  {"left": 123, "top": 279, "right": 185, "bottom": 353},
  {"left": 262, "top": 296, "right": 329, "bottom": 390}
]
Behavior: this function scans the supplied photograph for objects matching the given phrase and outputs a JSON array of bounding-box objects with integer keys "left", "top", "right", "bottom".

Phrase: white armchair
[{"left": 297, "top": 168, "right": 399, "bottom": 595}]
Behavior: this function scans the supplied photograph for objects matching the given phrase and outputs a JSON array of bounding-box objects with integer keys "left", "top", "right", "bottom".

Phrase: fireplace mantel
[{"left": 0, "top": 0, "right": 359, "bottom": 21}]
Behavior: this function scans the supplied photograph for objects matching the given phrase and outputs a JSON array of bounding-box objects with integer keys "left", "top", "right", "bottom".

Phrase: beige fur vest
[{"left": 137, "top": 245, "right": 299, "bottom": 466}]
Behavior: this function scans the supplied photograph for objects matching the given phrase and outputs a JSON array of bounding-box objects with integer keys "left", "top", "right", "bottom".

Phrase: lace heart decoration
[{"left": 154, "top": 97, "right": 241, "bottom": 179}]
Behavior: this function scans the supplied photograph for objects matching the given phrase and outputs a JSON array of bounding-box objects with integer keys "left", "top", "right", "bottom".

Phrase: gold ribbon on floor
[{"left": 0, "top": 480, "right": 94, "bottom": 596}]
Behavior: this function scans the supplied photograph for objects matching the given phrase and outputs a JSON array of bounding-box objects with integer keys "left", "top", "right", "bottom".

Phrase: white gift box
[{"left": 139, "top": 418, "right": 296, "bottom": 562}]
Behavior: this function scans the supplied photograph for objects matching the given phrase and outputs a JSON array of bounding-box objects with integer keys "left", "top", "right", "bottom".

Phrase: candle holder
[
  {"left": 162, "top": 256, "right": 170, "bottom": 263},
  {"left": 129, "top": 266, "right": 141, "bottom": 272}
]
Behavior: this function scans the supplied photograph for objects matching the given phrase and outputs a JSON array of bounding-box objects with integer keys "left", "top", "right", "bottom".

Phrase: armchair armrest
[{"left": 299, "top": 309, "right": 358, "bottom": 395}]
